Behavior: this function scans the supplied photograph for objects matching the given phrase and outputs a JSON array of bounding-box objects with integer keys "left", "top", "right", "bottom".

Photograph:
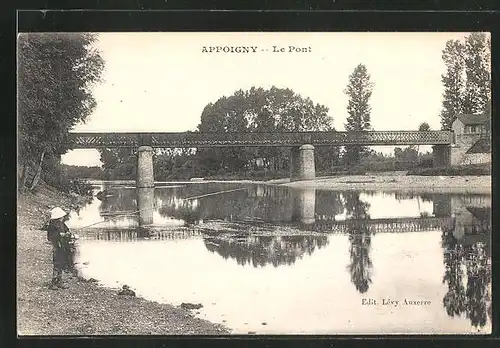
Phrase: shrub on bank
[
  {"left": 319, "top": 166, "right": 367, "bottom": 176},
  {"left": 41, "top": 161, "right": 94, "bottom": 196},
  {"left": 407, "top": 164, "right": 491, "bottom": 176},
  {"left": 204, "top": 170, "right": 287, "bottom": 181},
  {"left": 319, "top": 157, "right": 433, "bottom": 176}
]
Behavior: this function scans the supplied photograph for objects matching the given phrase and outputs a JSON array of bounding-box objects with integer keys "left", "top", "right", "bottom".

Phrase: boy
[{"left": 46, "top": 207, "right": 78, "bottom": 289}]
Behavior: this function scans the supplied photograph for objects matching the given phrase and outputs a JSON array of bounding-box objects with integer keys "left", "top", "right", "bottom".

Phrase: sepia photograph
[{"left": 17, "top": 31, "right": 491, "bottom": 335}]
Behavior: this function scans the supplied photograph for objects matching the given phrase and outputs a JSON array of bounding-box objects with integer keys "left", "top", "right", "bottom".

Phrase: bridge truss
[{"left": 67, "top": 131, "right": 453, "bottom": 149}]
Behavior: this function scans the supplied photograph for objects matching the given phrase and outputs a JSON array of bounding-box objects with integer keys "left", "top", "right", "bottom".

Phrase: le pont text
[{"left": 201, "top": 46, "right": 312, "bottom": 53}]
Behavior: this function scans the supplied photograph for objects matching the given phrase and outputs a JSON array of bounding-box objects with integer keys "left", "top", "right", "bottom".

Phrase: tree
[
  {"left": 394, "top": 146, "right": 418, "bottom": 165},
  {"left": 440, "top": 40, "right": 466, "bottom": 130},
  {"left": 343, "top": 64, "right": 374, "bottom": 165},
  {"left": 99, "top": 148, "right": 137, "bottom": 180},
  {"left": 439, "top": 33, "right": 491, "bottom": 130},
  {"left": 197, "top": 86, "right": 337, "bottom": 174},
  {"left": 153, "top": 148, "right": 198, "bottom": 180},
  {"left": 417, "top": 122, "right": 431, "bottom": 153},
  {"left": 462, "top": 33, "right": 491, "bottom": 114},
  {"left": 61, "top": 164, "right": 104, "bottom": 179},
  {"left": 418, "top": 122, "right": 431, "bottom": 132},
  {"left": 18, "top": 33, "right": 104, "bottom": 191},
  {"left": 484, "top": 99, "right": 492, "bottom": 134}
]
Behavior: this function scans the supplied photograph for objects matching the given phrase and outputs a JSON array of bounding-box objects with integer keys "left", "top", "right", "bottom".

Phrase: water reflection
[
  {"left": 203, "top": 235, "right": 329, "bottom": 267},
  {"left": 441, "top": 207, "right": 491, "bottom": 329},
  {"left": 291, "top": 188, "right": 316, "bottom": 224},
  {"left": 98, "top": 186, "right": 137, "bottom": 214},
  {"left": 71, "top": 182, "right": 492, "bottom": 333},
  {"left": 91, "top": 184, "right": 491, "bottom": 232},
  {"left": 137, "top": 187, "right": 154, "bottom": 226},
  {"left": 343, "top": 192, "right": 373, "bottom": 294},
  {"left": 158, "top": 197, "right": 202, "bottom": 226},
  {"left": 90, "top": 228, "right": 203, "bottom": 242}
]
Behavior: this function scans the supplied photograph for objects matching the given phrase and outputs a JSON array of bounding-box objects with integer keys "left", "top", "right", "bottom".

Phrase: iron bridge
[{"left": 67, "top": 131, "right": 454, "bottom": 149}]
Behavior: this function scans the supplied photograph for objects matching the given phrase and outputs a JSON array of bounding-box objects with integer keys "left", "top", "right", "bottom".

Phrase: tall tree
[
  {"left": 439, "top": 40, "right": 466, "bottom": 130},
  {"left": 18, "top": 33, "right": 104, "bottom": 191},
  {"left": 462, "top": 33, "right": 491, "bottom": 114},
  {"left": 343, "top": 64, "right": 374, "bottom": 165}
]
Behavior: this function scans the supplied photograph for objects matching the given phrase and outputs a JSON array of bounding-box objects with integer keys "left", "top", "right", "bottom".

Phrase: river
[{"left": 65, "top": 181, "right": 492, "bottom": 334}]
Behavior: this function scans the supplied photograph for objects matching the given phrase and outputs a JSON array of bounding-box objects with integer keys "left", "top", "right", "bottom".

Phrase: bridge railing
[{"left": 68, "top": 131, "right": 454, "bottom": 148}]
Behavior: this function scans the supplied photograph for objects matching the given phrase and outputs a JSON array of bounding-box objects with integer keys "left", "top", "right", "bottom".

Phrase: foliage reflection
[
  {"left": 343, "top": 192, "right": 373, "bottom": 294},
  {"left": 203, "top": 234, "right": 329, "bottom": 267},
  {"left": 441, "top": 207, "right": 491, "bottom": 328}
]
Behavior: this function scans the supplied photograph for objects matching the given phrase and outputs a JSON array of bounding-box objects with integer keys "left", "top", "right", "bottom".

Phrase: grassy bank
[
  {"left": 17, "top": 183, "right": 229, "bottom": 335},
  {"left": 407, "top": 163, "right": 491, "bottom": 176}
]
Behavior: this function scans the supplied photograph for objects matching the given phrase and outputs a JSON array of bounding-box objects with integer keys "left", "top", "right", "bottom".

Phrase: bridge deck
[{"left": 68, "top": 131, "right": 453, "bottom": 148}]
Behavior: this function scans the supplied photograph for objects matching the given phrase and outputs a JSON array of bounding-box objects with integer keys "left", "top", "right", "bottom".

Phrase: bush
[
  {"left": 415, "top": 157, "right": 434, "bottom": 168},
  {"left": 42, "top": 159, "right": 94, "bottom": 196},
  {"left": 204, "top": 170, "right": 287, "bottom": 181},
  {"left": 61, "top": 164, "right": 104, "bottom": 180},
  {"left": 319, "top": 166, "right": 367, "bottom": 176},
  {"left": 407, "top": 164, "right": 491, "bottom": 176},
  {"left": 320, "top": 155, "right": 434, "bottom": 176}
]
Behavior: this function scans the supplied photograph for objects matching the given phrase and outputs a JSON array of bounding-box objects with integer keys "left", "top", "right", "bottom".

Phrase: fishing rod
[
  {"left": 72, "top": 207, "right": 157, "bottom": 229},
  {"left": 72, "top": 186, "right": 250, "bottom": 229},
  {"left": 183, "top": 187, "right": 248, "bottom": 200}
]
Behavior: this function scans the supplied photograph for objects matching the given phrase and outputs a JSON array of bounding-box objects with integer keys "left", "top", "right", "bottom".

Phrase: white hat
[{"left": 50, "top": 207, "right": 67, "bottom": 220}]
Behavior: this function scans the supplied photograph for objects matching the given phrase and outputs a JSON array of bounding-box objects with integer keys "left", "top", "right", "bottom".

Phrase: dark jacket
[
  {"left": 47, "top": 219, "right": 76, "bottom": 269},
  {"left": 47, "top": 219, "right": 70, "bottom": 248}
]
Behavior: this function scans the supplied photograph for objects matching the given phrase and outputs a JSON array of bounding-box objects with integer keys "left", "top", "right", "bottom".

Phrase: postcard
[{"left": 17, "top": 31, "right": 492, "bottom": 335}]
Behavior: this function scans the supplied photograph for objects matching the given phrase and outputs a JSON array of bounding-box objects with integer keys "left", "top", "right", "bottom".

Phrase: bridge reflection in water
[
  {"left": 81, "top": 184, "right": 491, "bottom": 330},
  {"left": 92, "top": 184, "right": 490, "bottom": 239}
]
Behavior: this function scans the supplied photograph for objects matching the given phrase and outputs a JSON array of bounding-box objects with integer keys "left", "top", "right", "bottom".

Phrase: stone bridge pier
[
  {"left": 288, "top": 142, "right": 454, "bottom": 178},
  {"left": 432, "top": 145, "right": 451, "bottom": 167},
  {"left": 290, "top": 144, "right": 315, "bottom": 181}
]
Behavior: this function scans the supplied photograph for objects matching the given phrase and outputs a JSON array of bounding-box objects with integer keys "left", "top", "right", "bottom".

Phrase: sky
[{"left": 60, "top": 32, "right": 472, "bottom": 166}]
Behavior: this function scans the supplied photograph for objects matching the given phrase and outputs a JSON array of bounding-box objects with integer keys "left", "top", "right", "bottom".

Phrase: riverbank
[
  {"left": 17, "top": 183, "right": 229, "bottom": 335},
  {"left": 283, "top": 175, "right": 491, "bottom": 194},
  {"left": 86, "top": 175, "right": 492, "bottom": 194}
]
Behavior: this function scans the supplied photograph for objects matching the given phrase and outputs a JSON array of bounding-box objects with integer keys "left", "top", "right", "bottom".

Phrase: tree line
[{"left": 100, "top": 64, "right": 376, "bottom": 180}]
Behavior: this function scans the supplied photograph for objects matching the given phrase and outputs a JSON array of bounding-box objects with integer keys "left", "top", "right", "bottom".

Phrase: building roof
[
  {"left": 466, "top": 138, "right": 491, "bottom": 154},
  {"left": 456, "top": 113, "right": 489, "bottom": 125}
]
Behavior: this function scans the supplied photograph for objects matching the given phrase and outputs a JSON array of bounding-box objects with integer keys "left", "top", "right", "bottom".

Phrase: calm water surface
[{"left": 66, "top": 182, "right": 492, "bottom": 334}]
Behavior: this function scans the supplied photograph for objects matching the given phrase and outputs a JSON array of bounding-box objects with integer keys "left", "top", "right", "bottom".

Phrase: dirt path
[
  {"left": 284, "top": 175, "right": 491, "bottom": 194},
  {"left": 17, "top": 184, "right": 229, "bottom": 335}
]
